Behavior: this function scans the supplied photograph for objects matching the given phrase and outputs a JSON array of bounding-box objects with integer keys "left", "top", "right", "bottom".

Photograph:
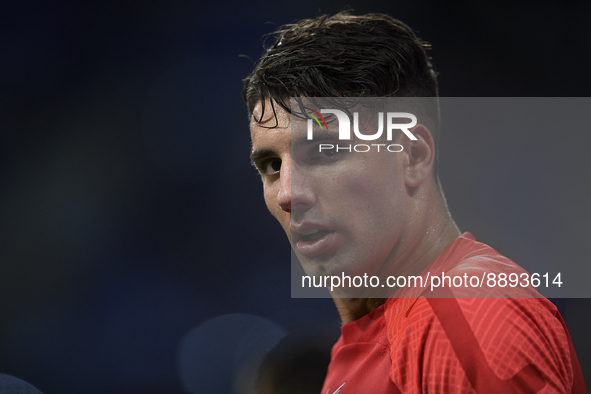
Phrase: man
[{"left": 243, "top": 12, "right": 585, "bottom": 393}]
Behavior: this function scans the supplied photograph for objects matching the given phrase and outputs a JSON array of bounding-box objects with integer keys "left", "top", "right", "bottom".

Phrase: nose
[{"left": 276, "top": 159, "right": 315, "bottom": 214}]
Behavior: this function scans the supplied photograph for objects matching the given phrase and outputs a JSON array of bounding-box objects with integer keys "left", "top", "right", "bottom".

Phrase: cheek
[
  {"left": 263, "top": 185, "right": 277, "bottom": 215},
  {"left": 326, "top": 154, "right": 402, "bottom": 203},
  {"left": 263, "top": 185, "right": 290, "bottom": 229},
  {"left": 335, "top": 171, "right": 394, "bottom": 208},
  {"left": 334, "top": 168, "right": 405, "bottom": 233}
]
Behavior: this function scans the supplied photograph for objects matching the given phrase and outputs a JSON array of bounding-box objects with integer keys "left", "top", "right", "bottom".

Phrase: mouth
[
  {"left": 299, "top": 228, "right": 331, "bottom": 243},
  {"left": 293, "top": 227, "right": 336, "bottom": 257}
]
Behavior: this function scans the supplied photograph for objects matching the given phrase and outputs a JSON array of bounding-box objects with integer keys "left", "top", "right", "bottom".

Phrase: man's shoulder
[
  {"left": 382, "top": 293, "right": 577, "bottom": 393},
  {"left": 424, "top": 232, "right": 544, "bottom": 298},
  {"left": 433, "top": 232, "right": 521, "bottom": 273}
]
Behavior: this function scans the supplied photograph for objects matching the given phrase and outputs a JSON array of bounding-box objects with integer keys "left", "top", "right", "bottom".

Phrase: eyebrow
[
  {"left": 249, "top": 130, "right": 340, "bottom": 165},
  {"left": 250, "top": 148, "right": 277, "bottom": 165},
  {"left": 292, "top": 129, "right": 339, "bottom": 150}
]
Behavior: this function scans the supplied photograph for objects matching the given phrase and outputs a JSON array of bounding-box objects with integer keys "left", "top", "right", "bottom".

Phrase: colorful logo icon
[{"left": 304, "top": 107, "right": 328, "bottom": 131}]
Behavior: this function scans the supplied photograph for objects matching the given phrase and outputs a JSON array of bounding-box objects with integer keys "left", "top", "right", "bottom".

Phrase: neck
[{"left": 332, "top": 187, "right": 461, "bottom": 325}]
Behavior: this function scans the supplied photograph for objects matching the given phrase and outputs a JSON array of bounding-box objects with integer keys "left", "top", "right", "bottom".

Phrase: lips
[
  {"left": 300, "top": 228, "right": 330, "bottom": 242},
  {"left": 291, "top": 223, "right": 336, "bottom": 257}
]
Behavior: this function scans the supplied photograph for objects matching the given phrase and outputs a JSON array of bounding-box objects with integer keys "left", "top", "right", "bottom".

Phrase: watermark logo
[
  {"left": 304, "top": 107, "right": 328, "bottom": 134},
  {"left": 305, "top": 108, "right": 417, "bottom": 152}
]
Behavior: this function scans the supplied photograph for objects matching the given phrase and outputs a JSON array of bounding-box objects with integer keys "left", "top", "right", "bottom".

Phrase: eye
[
  {"left": 319, "top": 146, "right": 337, "bottom": 158},
  {"left": 264, "top": 159, "right": 281, "bottom": 174},
  {"left": 307, "top": 144, "right": 340, "bottom": 163}
]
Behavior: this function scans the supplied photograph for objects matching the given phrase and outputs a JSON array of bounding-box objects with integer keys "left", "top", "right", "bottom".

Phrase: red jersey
[{"left": 321, "top": 233, "right": 585, "bottom": 394}]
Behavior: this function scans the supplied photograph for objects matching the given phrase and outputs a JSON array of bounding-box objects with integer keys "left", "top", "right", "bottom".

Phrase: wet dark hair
[
  {"left": 242, "top": 11, "right": 442, "bottom": 176},
  {"left": 242, "top": 11, "right": 438, "bottom": 120}
]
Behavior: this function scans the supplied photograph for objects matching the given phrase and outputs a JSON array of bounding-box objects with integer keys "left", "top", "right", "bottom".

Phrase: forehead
[
  {"left": 250, "top": 100, "right": 291, "bottom": 152},
  {"left": 251, "top": 100, "right": 290, "bottom": 129}
]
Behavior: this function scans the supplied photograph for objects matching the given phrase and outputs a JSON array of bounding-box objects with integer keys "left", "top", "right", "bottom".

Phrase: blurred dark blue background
[{"left": 1, "top": 1, "right": 590, "bottom": 393}]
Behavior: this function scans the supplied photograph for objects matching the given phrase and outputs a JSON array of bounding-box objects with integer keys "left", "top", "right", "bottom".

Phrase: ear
[{"left": 403, "top": 124, "right": 435, "bottom": 188}]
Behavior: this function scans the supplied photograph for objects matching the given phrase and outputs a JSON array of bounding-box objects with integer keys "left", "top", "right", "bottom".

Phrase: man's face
[{"left": 250, "top": 100, "right": 413, "bottom": 293}]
